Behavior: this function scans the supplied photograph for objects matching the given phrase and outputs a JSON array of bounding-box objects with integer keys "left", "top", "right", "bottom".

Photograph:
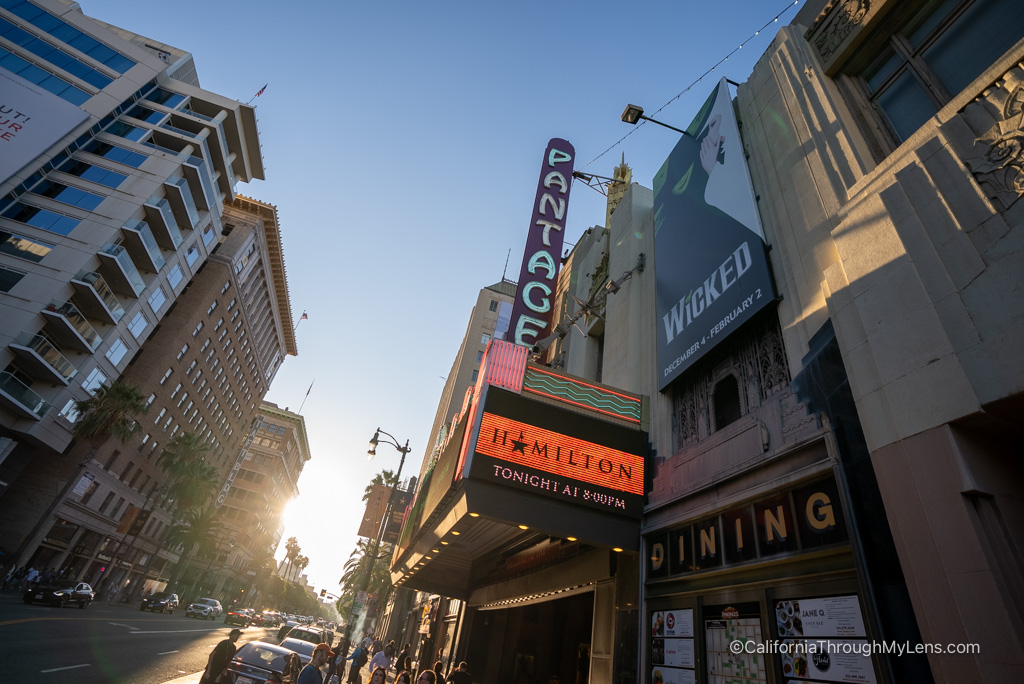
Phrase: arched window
[{"left": 713, "top": 375, "right": 741, "bottom": 430}]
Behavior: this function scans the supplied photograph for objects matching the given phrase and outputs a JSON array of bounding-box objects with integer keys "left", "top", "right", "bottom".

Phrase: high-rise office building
[{"left": 0, "top": 0, "right": 287, "bottom": 591}]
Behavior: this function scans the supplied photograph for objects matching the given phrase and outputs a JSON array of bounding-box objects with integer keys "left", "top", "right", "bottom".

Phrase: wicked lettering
[{"left": 662, "top": 242, "right": 753, "bottom": 344}]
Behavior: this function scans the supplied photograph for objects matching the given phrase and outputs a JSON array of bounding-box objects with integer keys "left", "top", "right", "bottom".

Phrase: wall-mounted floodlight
[{"left": 620, "top": 104, "right": 689, "bottom": 136}]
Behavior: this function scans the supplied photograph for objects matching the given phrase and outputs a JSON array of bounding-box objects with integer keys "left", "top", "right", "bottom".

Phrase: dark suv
[{"left": 141, "top": 591, "right": 179, "bottom": 613}]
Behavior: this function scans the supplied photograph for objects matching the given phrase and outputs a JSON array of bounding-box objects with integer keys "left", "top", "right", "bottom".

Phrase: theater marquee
[{"left": 468, "top": 387, "right": 646, "bottom": 518}]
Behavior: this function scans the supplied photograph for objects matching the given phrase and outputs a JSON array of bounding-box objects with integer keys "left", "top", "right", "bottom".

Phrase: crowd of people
[{"left": 311, "top": 632, "right": 472, "bottom": 684}]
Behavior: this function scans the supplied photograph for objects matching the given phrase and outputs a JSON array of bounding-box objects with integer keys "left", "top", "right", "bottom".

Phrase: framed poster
[{"left": 651, "top": 609, "right": 695, "bottom": 684}]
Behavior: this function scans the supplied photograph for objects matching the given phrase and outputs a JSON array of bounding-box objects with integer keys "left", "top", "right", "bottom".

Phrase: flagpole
[
  {"left": 298, "top": 380, "right": 314, "bottom": 414},
  {"left": 247, "top": 83, "right": 268, "bottom": 105},
  {"left": 295, "top": 310, "right": 308, "bottom": 329}
]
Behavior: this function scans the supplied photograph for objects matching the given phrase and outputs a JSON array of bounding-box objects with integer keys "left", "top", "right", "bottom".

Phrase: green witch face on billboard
[{"left": 653, "top": 78, "right": 775, "bottom": 391}]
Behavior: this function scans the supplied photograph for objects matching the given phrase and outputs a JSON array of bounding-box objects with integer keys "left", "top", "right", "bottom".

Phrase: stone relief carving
[
  {"left": 808, "top": 0, "right": 871, "bottom": 61},
  {"left": 670, "top": 315, "right": 791, "bottom": 452},
  {"left": 962, "top": 74, "right": 1024, "bottom": 210}
]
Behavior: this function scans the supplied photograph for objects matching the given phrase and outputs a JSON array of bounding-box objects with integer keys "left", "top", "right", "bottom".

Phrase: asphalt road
[{"left": 0, "top": 593, "right": 280, "bottom": 683}]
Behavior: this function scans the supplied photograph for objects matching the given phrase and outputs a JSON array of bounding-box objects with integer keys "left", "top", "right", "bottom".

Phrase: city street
[{"left": 0, "top": 593, "right": 278, "bottom": 683}]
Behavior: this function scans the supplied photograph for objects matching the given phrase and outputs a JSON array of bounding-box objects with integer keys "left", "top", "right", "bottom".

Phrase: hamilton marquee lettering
[
  {"left": 509, "top": 138, "right": 576, "bottom": 347},
  {"left": 476, "top": 412, "right": 644, "bottom": 495}
]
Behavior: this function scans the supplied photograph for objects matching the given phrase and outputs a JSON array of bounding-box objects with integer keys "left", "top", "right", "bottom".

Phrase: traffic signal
[{"left": 320, "top": 589, "right": 327, "bottom": 597}]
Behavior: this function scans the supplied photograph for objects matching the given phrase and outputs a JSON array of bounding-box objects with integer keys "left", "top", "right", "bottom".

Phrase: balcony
[
  {"left": 120, "top": 219, "right": 165, "bottom": 273},
  {"left": 97, "top": 243, "right": 145, "bottom": 297},
  {"left": 182, "top": 156, "right": 220, "bottom": 211},
  {"left": 71, "top": 270, "right": 125, "bottom": 324},
  {"left": 164, "top": 176, "right": 199, "bottom": 229},
  {"left": 9, "top": 333, "right": 78, "bottom": 385},
  {"left": 41, "top": 300, "right": 103, "bottom": 352},
  {"left": 0, "top": 371, "right": 49, "bottom": 420},
  {"left": 143, "top": 197, "right": 183, "bottom": 250}
]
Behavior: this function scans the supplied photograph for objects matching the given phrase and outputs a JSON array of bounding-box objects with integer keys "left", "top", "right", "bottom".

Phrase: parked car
[
  {"left": 278, "top": 637, "right": 316, "bottom": 666},
  {"left": 140, "top": 591, "right": 179, "bottom": 613},
  {"left": 22, "top": 580, "right": 95, "bottom": 608},
  {"left": 219, "top": 640, "right": 295, "bottom": 683},
  {"left": 277, "top": 619, "right": 299, "bottom": 641},
  {"left": 281, "top": 626, "right": 328, "bottom": 646},
  {"left": 186, "top": 597, "right": 223, "bottom": 619},
  {"left": 224, "top": 607, "right": 252, "bottom": 626}
]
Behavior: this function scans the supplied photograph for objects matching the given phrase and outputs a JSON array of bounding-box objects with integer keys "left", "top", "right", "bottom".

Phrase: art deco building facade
[
  {"left": 0, "top": 0, "right": 300, "bottom": 595},
  {"left": 390, "top": 2, "right": 1024, "bottom": 683}
]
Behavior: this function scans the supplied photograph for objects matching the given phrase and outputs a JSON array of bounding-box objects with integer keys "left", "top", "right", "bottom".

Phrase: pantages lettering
[
  {"left": 476, "top": 412, "right": 644, "bottom": 495},
  {"left": 509, "top": 138, "right": 576, "bottom": 347}
]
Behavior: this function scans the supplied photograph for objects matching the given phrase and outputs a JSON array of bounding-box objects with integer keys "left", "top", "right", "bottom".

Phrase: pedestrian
[
  {"left": 298, "top": 642, "right": 334, "bottom": 684},
  {"left": 447, "top": 662, "right": 472, "bottom": 684},
  {"left": 201, "top": 628, "right": 241, "bottom": 683},
  {"left": 433, "top": 661, "right": 446, "bottom": 684},
  {"left": 281, "top": 653, "right": 303, "bottom": 683},
  {"left": 384, "top": 640, "right": 396, "bottom": 659},
  {"left": 416, "top": 670, "right": 436, "bottom": 684},
  {"left": 346, "top": 643, "right": 368, "bottom": 684},
  {"left": 368, "top": 646, "right": 390, "bottom": 675},
  {"left": 395, "top": 672, "right": 412, "bottom": 684},
  {"left": 368, "top": 667, "right": 386, "bottom": 684},
  {"left": 396, "top": 644, "right": 411, "bottom": 674}
]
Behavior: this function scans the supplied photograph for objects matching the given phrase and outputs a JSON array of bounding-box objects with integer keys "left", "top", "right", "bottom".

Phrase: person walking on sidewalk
[
  {"left": 298, "top": 643, "right": 334, "bottom": 684},
  {"left": 201, "top": 629, "right": 241, "bottom": 684},
  {"left": 447, "top": 662, "right": 472, "bottom": 684},
  {"left": 368, "top": 647, "right": 390, "bottom": 677}
]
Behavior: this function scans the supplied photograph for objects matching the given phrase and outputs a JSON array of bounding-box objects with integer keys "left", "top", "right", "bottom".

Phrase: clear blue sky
[{"left": 80, "top": 0, "right": 804, "bottom": 594}]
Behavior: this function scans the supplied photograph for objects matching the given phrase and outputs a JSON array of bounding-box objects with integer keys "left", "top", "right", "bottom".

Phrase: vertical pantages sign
[
  {"left": 654, "top": 78, "right": 775, "bottom": 390},
  {"left": 509, "top": 138, "right": 575, "bottom": 347}
]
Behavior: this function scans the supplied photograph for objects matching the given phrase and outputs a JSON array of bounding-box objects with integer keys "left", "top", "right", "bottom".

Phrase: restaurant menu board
[
  {"left": 652, "top": 610, "right": 695, "bottom": 684},
  {"left": 706, "top": 617, "right": 768, "bottom": 684},
  {"left": 776, "top": 596, "right": 876, "bottom": 684}
]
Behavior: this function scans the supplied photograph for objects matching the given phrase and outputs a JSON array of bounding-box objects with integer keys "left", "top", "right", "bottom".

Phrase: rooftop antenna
[{"left": 502, "top": 248, "right": 511, "bottom": 281}]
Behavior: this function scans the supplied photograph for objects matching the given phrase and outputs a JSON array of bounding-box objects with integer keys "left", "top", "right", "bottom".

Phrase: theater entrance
[{"left": 464, "top": 591, "right": 595, "bottom": 684}]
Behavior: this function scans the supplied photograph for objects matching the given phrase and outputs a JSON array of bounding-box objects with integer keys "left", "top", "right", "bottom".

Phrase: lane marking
[
  {"left": 158, "top": 650, "right": 179, "bottom": 655},
  {"left": 41, "top": 664, "right": 91, "bottom": 673},
  {"left": 108, "top": 621, "right": 138, "bottom": 630}
]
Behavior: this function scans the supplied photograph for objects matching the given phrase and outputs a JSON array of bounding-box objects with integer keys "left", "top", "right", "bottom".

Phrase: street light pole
[{"left": 346, "top": 428, "right": 410, "bottom": 642}]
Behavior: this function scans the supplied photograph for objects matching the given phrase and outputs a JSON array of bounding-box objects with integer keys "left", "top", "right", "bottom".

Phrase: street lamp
[
  {"left": 620, "top": 104, "right": 690, "bottom": 136},
  {"left": 348, "top": 428, "right": 411, "bottom": 640}
]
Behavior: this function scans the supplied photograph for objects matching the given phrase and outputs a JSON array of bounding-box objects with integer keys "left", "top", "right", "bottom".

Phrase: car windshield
[
  {"left": 152, "top": 592, "right": 173, "bottom": 599},
  {"left": 195, "top": 599, "right": 217, "bottom": 605},
  {"left": 288, "top": 629, "right": 322, "bottom": 644},
  {"left": 236, "top": 643, "right": 289, "bottom": 670}
]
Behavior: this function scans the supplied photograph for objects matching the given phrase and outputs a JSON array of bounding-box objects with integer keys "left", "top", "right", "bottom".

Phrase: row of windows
[
  {"left": 0, "top": 0, "right": 135, "bottom": 72},
  {"left": 0, "top": 16, "right": 111, "bottom": 88},
  {"left": 0, "top": 45, "right": 89, "bottom": 104}
]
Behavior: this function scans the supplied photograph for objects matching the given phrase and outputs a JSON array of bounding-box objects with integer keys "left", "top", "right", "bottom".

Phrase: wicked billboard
[
  {"left": 468, "top": 386, "right": 646, "bottom": 518},
  {"left": 654, "top": 78, "right": 775, "bottom": 390}
]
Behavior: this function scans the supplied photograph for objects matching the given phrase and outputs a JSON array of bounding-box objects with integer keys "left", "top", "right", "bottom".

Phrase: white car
[{"left": 185, "top": 597, "right": 223, "bottom": 619}]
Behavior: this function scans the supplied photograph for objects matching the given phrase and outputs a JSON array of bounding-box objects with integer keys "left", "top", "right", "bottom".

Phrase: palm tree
[
  {"left": 362, "top": 469, "right": 398, "bottom": 502},
  {"left": 14, "top": 381, "right": 148, "bottom": 565},
  {"left": 283, "top": 536, "right": 301, "bottom": 581},
  {"left": 73, "top": 380, "right": 150, "bottom": 457},
  {"left": 167, "top": 505, "right": 223, "bottom": 587},
  {"left": 158, "top": 432, "right": 219, "bottom": 514}
]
